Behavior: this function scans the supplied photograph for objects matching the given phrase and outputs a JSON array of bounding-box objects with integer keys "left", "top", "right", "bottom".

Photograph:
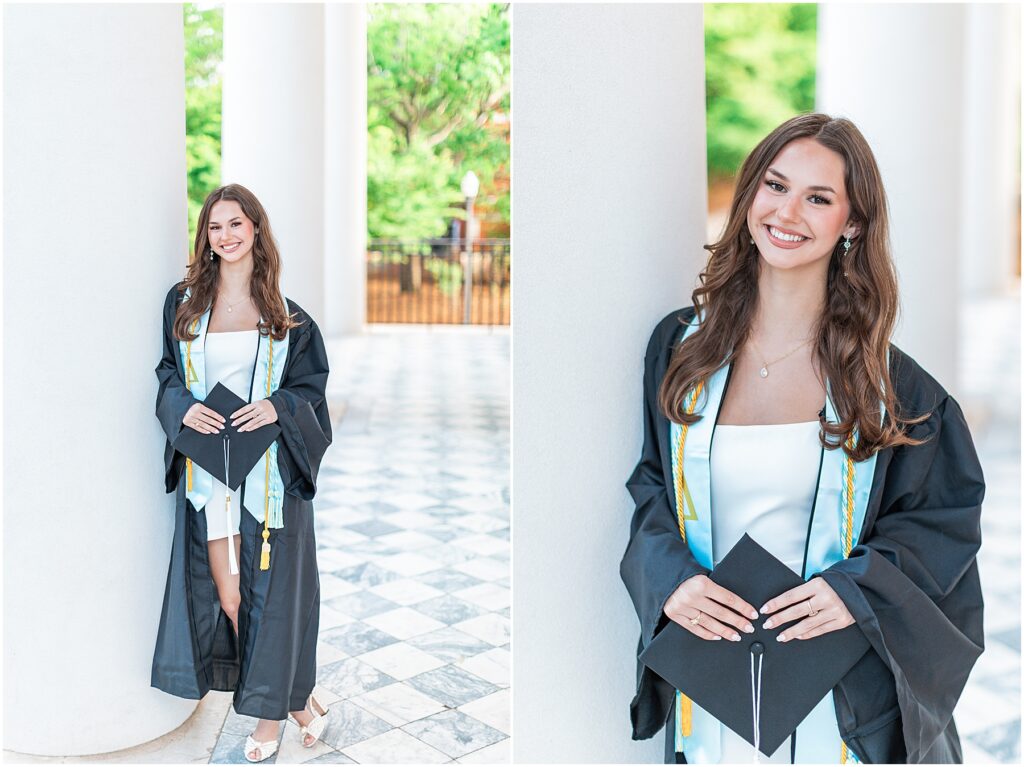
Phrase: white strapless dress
[
  {"left": 708, "top": 420, "right": 821, "bottom": 763},
  {"left": 203, "top": 329, "right": 259, "bottom": 574}
]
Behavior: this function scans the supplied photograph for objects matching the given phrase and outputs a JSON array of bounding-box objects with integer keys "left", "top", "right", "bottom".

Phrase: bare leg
[
  {"left": 208, "top": 536, "right": 280, "bottom": 758},
  {"left": 207, "top": 535, "right": 242, "bottom": 635}
]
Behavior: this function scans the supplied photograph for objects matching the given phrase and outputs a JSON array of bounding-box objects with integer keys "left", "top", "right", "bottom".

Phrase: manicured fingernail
[
  {"left": 743, "top": 624, "right": 754, "bottom": 633},
  {"left": 750, "top": 610, "right": 759, "bottom": 620},
  {"left": 777, "top": 633, "right": 787, "bottom": 642},
  {"left": 759, "top": 604, "right": 769, "bottom": 614},
  {"left": 763, "top": 619, "right": 774, "bottom": 629},
  {"left": 712, "top": 635, "right": 722, "bottom": 641},
  {"left": 731, "top": 633, "right": 741, "bottom": 642}
]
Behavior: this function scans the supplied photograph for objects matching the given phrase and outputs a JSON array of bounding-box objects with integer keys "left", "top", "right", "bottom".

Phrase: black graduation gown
[
  {"left": 151, "top": 284, "right": 332, "bottom": 720},
  {"left": 620, "top": 307, "right": 985, "bottom": 764}
]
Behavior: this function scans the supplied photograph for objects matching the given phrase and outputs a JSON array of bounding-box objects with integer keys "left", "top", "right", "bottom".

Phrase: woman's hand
[
  {"left": 231, "top": 399, "right": 279, "bottom": 432},
  {"left": 663, "top": 574, "right": 760, "bottom": 641},
  {"left": 760, "top": 577, "right": 854, "bottom": 642},
  {"left": 184, "top": 403, "right": 225, "bottom": 434}
]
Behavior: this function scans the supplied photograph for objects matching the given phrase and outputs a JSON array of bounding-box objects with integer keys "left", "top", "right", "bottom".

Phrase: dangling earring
[
  {"left": 842, "top": 235, "right": 852, "bottom": 277},
  {"left": 209, "top": 248, "right": 215, "bottom": 261}
]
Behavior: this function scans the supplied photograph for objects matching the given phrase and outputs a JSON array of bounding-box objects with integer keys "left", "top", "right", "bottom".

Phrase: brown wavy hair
[
  {"left": 657, "top": 113, "right": 925, "bottom": 461},
  {"left": 173, "top": 183, "right": 301, "bottom": 342}
]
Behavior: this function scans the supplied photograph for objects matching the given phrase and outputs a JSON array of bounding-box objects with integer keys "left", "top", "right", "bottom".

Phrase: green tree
[
  {"left": 367, "top": 3, "right": 510, "bottom": 240},
  {"left": 184, "top": 3, "right": 223, "bottom": 249},
  {"left": 705, "top": 4, "right": 816, "bottom": 182}
]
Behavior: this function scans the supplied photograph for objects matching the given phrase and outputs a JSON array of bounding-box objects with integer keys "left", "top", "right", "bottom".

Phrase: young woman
[
  {"left": 152, "top": 184, "right": 333, "bottom": 762},
  {"left": 620, "top": 114, "right": 984, "bottom": 764}
]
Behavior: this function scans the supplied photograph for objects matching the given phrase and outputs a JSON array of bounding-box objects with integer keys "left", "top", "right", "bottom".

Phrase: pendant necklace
[
  {"left": 219, "top": 292, "right": 250, "bottom": 313},
  {"left": 748, "top": 335, "right": 812, "bottom": 379}
]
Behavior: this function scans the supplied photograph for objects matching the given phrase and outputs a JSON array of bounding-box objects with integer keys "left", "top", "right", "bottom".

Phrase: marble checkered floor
[
  {"left": 212, "top": 325, "right": 511, "bottom": 764},
  {"left": 954, "top": 289, "right": 1021, "bottom": 764},
  {"left": 1, "top": 325, "right": 509, "bottom": 766}
]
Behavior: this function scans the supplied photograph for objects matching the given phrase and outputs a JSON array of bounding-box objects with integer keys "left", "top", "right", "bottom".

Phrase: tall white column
[
  {"left": 513, "top": 4, "right": 707, "bottom": 761},
  {"left": 817, "top": 3, "right": 967, "bottom": 393},
  {"left": 3, "top": 3, "right": 193, "bottom": 755},
  {"left": 324, "top": 3, "right": 368, "bottom": 336},
  {"left": 960, "top": 3, "right": 1020, "bottom": 298},
  {"left": 222, "top": 3, "right": 326, "bottom": 323}
]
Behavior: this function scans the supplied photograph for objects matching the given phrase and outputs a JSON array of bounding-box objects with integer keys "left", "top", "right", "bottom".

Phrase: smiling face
[
  {"left": 207, "top": 199, "right": 257, "bottom": 263},
  {"left": 746, "top": 137, "right": 860, "bottom": 277}
]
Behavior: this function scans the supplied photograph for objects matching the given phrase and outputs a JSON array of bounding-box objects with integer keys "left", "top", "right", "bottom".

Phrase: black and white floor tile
[{"left": 209, "top": 327, "right": 510, "bottom": 764}]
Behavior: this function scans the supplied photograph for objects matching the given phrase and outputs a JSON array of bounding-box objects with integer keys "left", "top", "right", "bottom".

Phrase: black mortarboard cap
[
  {"left": 172, "top": 382, "right": 281, "bottom": 489},
  {"left": 639, "top": 534, "right": 870, "bottom": 757}
]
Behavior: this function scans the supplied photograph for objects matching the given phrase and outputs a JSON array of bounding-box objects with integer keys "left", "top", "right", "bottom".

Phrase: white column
[
  {"left": 324, "top": 3, "right": 368, "bottom": 336},
  {"left": 817, "top": 3, "right": 967, "bottom": 393},
  {"left": 960, "top": 3, "right": 1020, "bottom": 298},
  {"left": 512, "top": 4, "right": 707, "bottom": 761},
  {"left": 3, "top": 4, "right": 192, "bottom": 755},
  {"left": 222, "top": 3, "right": 326, "bottom": 323}
]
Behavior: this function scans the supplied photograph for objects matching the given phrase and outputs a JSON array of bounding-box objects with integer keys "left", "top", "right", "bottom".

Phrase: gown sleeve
[
  {"left": 818, "top": 393, "right": 985, "bottom": 762},
  {"left": 267, "top": 316, "right": 332, "bottom": 501},
  {"left": 620, "top": 318, "right": 710, "bottom": 650},
  {"left": 154, "top": 285, "right": 198, "bottom": 493}
]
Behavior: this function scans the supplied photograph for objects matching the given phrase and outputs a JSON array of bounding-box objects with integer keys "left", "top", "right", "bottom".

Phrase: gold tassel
[
  {"left": 841, "top": 741, "right": 848, "bottom": 763},
  {"left": 260, "top": 527, "right": 271, "bottom": 570},
  {"left": 680, "top": 692, "right": 693, "bottom": 737},
  {"left": 258, "top": 336, "right": 275, "bottom": 572},
  {"left": 186, "top": 458, "right": 193, "bottom": 491}
]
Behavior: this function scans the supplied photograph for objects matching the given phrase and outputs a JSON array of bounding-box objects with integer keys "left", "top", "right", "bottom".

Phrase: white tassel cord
[
  {"left": 750, "top": 648, "right": 764, "bottom": 764},
  {"left": 223, "top": 436, "right": 239, "bottom": 576}
]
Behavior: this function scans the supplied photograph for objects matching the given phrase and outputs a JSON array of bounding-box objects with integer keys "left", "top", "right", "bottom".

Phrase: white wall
[
  {"left": 324, "top": 3, "right": 368, "bottom": 337},
  {"left": 222, "top": 3, "right": 327, "bottom": 323},
  {"left": 3, "top": 3, "right": 193, "bottom": 755},
  {"left": 817, "top": 3, "right": 969, "bottom": 394},
  {"left": 512, "top": 4, "right": 708, "bottom": 762}
]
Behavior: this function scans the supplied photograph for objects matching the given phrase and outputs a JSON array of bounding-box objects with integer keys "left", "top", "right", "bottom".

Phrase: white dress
[
  {"left": 203, "top": 330, "right": 259, "bottom": 574},
  {"left": 708, "top": 420, "right": 821, "bottom": 763}
]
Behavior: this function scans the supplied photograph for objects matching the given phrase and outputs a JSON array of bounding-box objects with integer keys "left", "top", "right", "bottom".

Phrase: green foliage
[
  {"left": 184, "top": 4, "right": 223, "bottom": 248},
  {"left": 704, "top": 3, "right": 817, "bottom": 182},
  {"left": 367, "top": 3, "right": 510, "bottom": 239},
  {"left": 425, "top": 258, "right": 464, "bottom": 296}
]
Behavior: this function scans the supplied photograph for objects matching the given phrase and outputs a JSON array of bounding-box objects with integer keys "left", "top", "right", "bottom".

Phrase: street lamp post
[{"left": 461, "top": 171, "right": 480, "bottom": 324}]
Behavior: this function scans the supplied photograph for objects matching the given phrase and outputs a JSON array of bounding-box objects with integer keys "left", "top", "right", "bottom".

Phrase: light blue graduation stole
[
  {"left": 178, "top": 287, "right": 290, "bottom": 535},
  {"left": 669, "top": 314, "right": 878, "bottom": 763}
]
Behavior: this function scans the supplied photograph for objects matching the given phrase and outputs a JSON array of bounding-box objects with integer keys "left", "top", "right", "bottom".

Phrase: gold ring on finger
[
  {"left": 689, "top": 611, "right": 701, "bottom": 626},
  {"left": 807, "top": 600, "right": 818, "bottom": 617}
]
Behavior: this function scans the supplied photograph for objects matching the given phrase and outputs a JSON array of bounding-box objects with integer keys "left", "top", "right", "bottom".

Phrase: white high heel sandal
[
  {"left": 288, "top": 694, "right": 330, "bottom": 747},
  {"left": 244, "top": 731, "right": 280, "bottom": 763}
]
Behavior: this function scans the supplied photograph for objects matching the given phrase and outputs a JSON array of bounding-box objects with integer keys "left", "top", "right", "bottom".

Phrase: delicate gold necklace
[
  {"left": 747, "top": 335, "right": 812, "bottom": 379},
  {"left": 219, "top": 291, "right": 251, "bottom": 313}
]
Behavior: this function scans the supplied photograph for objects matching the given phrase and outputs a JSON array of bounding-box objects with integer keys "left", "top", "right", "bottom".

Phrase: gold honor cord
[
  {"left": 672, "top": 380, "right": 705, "bottom": 737},
  {"left": 840, "top": 435, "right": 858, "bottom": 763},
  {"left": 185, "top": 318, "right": 200, "bottom": 491},
  {"left": 842, "top": 436, "right": 856, "bottom": 558},
  {"left": 259, "top": 336, "right": 274, "bottom": 571}
]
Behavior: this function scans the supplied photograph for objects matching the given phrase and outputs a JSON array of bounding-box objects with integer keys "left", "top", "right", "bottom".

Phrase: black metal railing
[{"left": 366, "top": 238, "right": 510, "bottom": 326}]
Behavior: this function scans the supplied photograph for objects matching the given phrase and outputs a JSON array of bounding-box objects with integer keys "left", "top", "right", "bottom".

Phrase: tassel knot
[{"left": 260, "top": 527, "right": 271, "bottom": 570}]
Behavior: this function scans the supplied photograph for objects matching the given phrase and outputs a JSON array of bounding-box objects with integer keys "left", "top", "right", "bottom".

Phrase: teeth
[{"left": 769, "top": 226, "right": 806, "bottom": 242}]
